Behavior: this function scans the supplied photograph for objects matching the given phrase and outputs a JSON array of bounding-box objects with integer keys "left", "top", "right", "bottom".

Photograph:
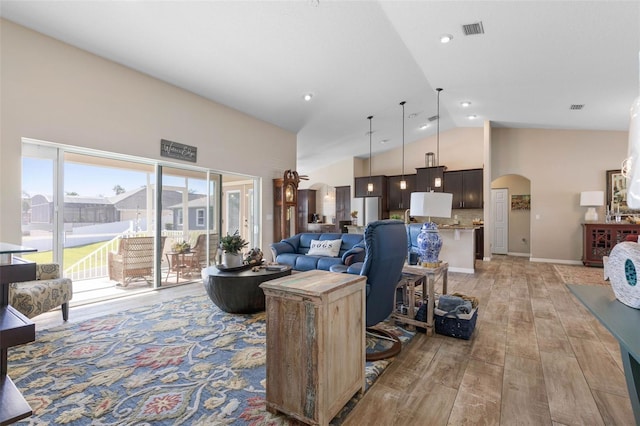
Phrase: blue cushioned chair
[{"left": 331, "top": 219, "right": 408, "bottom": 360}]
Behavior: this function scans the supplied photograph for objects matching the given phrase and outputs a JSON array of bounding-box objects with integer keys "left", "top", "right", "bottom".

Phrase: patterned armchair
[{"left": 9, "top": 263, "right": 73, "bottom": 320}]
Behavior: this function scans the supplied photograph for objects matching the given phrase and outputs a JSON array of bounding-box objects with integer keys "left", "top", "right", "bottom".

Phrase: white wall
[{"left": 0, "top": 19, "right": 297, "bottom": 249}]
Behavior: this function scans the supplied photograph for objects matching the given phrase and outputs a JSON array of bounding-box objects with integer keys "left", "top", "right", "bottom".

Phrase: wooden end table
[{"left": 393, "top": 262, "right": 448, "bottom": 334}]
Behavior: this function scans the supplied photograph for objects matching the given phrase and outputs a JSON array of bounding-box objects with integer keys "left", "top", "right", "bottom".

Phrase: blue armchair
[{"left": 331, "top": 219, "right": 408, "bottom": 360}]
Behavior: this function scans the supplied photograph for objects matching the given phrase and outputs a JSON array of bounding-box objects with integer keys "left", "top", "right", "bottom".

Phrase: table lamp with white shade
[
  {"left": 580, "top": 191, "right": 604, "bottom": 221},
  {"left": 410, "top": 192, "right": 453, "bottom": 267}
]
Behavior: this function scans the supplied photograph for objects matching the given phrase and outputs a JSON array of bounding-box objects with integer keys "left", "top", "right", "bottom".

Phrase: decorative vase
[
  {"left": 416, "top": 222, "right": 442, "bottom": 267},
  {"left": 222, "top": 252, "right": 243, "bottom": 268}
]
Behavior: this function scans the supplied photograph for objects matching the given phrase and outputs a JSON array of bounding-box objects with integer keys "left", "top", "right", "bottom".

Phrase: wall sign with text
[{"left": 160, "top": 139, "right": 197, "bottom": 163}]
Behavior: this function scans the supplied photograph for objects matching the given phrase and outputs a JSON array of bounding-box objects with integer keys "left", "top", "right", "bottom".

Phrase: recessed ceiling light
[
  {"left": 467, "top": 114, "right": 478, "bottom": 120},
  {"left": 303, "top": 93, "right": 313, "bottom": 101},
  {"left": 380, "top": 139, "right": 389, "bottom": 144},
  {"left": 460, "top": 101, "right": 472, "bottom": 108},
  {"left": 408, "top": 113, "right": 418, "bottom": 119},
  {"left": 419, "top": 124, "right": 429, "bottom": 130},
  {"left": 440, "top": 34, "right": 453, "bottom": 43}
]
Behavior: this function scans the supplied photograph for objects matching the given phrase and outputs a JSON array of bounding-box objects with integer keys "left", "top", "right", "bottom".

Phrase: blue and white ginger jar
[{"left": 416, "top": 222, "right": 442, "bottom": 264}]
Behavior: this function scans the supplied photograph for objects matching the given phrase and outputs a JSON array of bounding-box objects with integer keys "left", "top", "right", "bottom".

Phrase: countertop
[{"left": 438, "top": 224, "right": 482, "bottom": 230}]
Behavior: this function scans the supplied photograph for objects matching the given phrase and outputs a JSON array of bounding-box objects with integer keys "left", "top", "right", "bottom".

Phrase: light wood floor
[{"left": 31, "top": 256, "right": 635, "bottom": 425}]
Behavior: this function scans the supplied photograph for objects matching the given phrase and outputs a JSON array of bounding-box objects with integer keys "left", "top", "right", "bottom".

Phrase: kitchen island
[{"left": 437, "top": 226, "right": 478, "bottom": 273}]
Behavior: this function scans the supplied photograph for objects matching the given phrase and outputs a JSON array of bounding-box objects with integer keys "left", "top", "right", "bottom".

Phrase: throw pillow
[{"left": 307, "top": 239, "right": 342, "bottom": 257}]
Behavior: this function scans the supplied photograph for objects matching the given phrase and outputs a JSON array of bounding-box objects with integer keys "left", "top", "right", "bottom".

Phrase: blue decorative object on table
[{"left": 416, "top": 222, "right": 443, "bottom": 265}]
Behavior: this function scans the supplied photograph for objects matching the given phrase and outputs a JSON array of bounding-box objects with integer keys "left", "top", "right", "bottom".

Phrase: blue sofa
[{"left": 269, "top": 232, "right": 365, "bottom": 271}]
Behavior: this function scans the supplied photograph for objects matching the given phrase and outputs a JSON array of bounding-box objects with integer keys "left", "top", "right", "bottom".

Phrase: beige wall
[
  {"left": 305, "top": 124, "right": 629, "bottom": 264},
  {"left": 492, "top": 127, "right": 628, "bottom": 263},
  {"left": 361, "top": 127, "right": 484, "bottom": 177},
  {"left": 0, "top": 20, "right": 296, "bottom": 248}
]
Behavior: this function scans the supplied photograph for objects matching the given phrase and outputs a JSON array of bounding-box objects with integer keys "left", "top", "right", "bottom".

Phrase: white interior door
[{"left": 492, "top": 188, "right": 509, "bottom": 254}]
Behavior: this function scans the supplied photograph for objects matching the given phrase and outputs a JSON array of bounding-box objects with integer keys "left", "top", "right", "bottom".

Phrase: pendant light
[
  {"left": 399, "top": 101, "right": 407, "bottom": 190},
  {"left": 367, "top": 115, "right": 374, "bottom": 193},
  {"left": 434, "top": 88, "right": 443, "bottom": 188}
]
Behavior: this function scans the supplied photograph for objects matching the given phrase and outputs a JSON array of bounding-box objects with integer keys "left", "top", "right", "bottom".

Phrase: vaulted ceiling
[{"left": 1, "top": 1, "right": 639, "bottom": 172}]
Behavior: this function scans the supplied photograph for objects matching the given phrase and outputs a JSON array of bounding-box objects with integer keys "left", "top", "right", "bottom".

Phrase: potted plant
[
  {"left": 220, "top": 231, "right": 249, "bottom": 267},
  {"left": 171, "top": 240, "right": 191, "bottom": 254}
]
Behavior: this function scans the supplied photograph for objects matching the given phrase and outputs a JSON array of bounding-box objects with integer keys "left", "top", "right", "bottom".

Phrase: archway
[{"left": 491, "top": 174, "right": 531, "bottom": 257}]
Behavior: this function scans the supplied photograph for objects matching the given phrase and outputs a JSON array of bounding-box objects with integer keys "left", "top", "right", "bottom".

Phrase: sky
[{"left": 22, "top": 158, "right": 208, "bottom": 197}]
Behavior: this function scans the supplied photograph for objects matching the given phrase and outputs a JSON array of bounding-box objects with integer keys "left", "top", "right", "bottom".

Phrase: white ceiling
[{"left": 1, "top": 1, "right": 639, "bottom": 173}]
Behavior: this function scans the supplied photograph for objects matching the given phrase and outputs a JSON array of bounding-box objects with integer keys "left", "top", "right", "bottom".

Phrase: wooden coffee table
[{"left": 202, "top": 265, "right": 292, "bottom": 313}]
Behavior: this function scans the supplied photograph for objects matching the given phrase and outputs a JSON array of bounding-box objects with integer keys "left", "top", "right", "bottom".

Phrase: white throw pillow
[{"left": 307, "top": 239, "right": 342, "bottom": 257}]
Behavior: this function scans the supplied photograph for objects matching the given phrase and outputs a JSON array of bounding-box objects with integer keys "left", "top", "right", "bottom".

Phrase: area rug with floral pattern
[
  {"left": 9, "top": 294, "right": 413, "bottom": 425},
  {"left": 553, "top": 264, "right": 609, "bottom": 286}
]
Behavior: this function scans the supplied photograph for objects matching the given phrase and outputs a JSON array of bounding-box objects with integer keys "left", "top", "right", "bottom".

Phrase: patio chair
[
  {"left": 108, "top": 236, "right": 166, "bottom": 286},
  {"left": 187, "top": 233, "right": 219, "bottom": 271},
  {"left": 9, "top": 263, "right": 73, "bottom": 321}
]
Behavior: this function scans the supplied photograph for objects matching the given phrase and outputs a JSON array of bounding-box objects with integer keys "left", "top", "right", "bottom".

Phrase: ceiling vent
[
  {"left": 462, "top": 21, "right": 484, "bottom": 36},
  {"left": 428, "top": 115, "right": 439, "bottom": 122},
  {"left": 570, "top": 104, "right": 585, "bottom": 110}
]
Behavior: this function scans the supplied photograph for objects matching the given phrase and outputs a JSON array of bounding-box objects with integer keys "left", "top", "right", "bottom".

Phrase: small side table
[
  {"left": 165, "top": 251, "right": 194, "bottom": 283},
  {"left": 260, "top": 270, "right": 366, "bottom": 426},
  {"left": 395, "top": 262, "right": 449, "bottom": 334}
]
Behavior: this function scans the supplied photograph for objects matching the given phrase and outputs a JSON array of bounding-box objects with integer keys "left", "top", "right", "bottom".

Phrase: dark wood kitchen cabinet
[
  {"left": 415, "top": 166, "right": 445, "bottom": 192},
  {"left": 354, "top": 176, "right": 387, "bottom": 198},
  {"left": 387, "top": 174, "right": 416, "bottom": 211},
  {"left": 444, "top": 169, "right": 483, "bottom": 209}
]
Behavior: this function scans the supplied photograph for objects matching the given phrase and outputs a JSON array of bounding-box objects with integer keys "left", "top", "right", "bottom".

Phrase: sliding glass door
[
  {"left": 21, "top": 139, "right": 257, "bottom": 304},
  {"left": 160, "top": 166, "right": 220, "bottom": 285}
]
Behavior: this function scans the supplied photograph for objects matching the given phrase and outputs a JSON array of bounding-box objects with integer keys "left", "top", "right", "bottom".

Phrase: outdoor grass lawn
[{"left": 21, "top": 241, "right": 111, "bottom": 269}]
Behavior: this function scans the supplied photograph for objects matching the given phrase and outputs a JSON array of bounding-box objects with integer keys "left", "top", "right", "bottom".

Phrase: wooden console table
[
  {"left": 567, "top": 285, "right": 640, "bottom": 425},
  {"left": 396, "top": 262, "right": 448, "bottom": 334},
  {"left": 0, "top": 243, "right": 37, "bottom": 426},
  {"left": 582, "top": 222, "right": 640, "bottom": 267},
  {"left": 260, "top": 270, "right": 366, "bottom": 425}
]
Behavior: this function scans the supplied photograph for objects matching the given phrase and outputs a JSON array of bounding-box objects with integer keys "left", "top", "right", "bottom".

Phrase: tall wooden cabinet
[
  {"left": 297, "top": 189, "right": 316, "bottom": 233},
  {"left": 273, "top": 170, "right": 301, "bottom": 242},
  {"left": 335, "top": 186, "right": 351, "bottom": 225},
  {"left": 582, "top": 222, "right": 640, "bottom": 266}
]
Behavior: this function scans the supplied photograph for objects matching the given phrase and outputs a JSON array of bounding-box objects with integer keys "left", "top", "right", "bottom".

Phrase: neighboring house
[
  {"left": 168, "top": 196, "right": 213, "bottom": 231},
  {"left": 30, "top": 194, "right": 117, "bottom": 225},
  {"left": 27, "top": 189, "right": 203, "bottom": 230}
]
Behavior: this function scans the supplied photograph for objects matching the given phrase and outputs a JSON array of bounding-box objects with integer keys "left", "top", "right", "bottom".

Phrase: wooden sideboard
[
  {"left": 260, "top": 270, "right": 366, "bottom": 425},
  {"left": 582, "top": 222, "right": 640, "bottom": 266},
  {"left": 0, "top": 243, "right": 37, "bottom": 426}
]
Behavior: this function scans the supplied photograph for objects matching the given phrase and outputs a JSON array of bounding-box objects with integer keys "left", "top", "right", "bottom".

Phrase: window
[
  {"left": 177, "top": 209, "right": 183, "bottom": 226},
  {"left": 196, "top": 208, "right": 205, "bottom": 226}
]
